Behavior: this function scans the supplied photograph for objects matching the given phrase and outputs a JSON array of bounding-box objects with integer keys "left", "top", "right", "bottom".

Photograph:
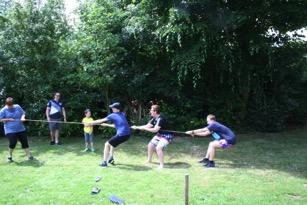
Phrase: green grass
[{"left": 0, "top": 128, "right": 307, "bottom": 205}]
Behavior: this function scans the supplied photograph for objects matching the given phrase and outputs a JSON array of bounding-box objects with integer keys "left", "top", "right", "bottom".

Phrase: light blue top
[{"left": 0, "top": 104, "right": 26, "bottom": 134}]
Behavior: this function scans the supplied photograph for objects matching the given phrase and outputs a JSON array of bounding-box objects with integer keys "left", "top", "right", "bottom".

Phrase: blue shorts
[
  {"left": 84, "top": 133, "right": 93, "bottom": 143},
  {"left": 218, "top": 139, "right": 233, "bottom": 149}
]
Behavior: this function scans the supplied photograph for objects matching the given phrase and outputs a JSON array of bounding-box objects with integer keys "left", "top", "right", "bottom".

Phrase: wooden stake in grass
[{"left": 184, "top": 174, "right": 189, "bottom": 205}]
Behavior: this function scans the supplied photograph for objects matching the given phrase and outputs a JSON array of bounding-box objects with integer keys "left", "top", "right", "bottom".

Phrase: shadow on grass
[
  {"left": 27, "top": 137, "right": 102, "bottom": 158},
  {"left": 15, "top": 158, "right": 45, "bottom": 167},
  {"left": 165, "top": 161, "right": 191, "bottom": 169},
  {"left": 115, "top": 163, "right": 152, "bottom": 171},
  {"left": 5, "top": 130, "right": 306, "bottom": 178}
]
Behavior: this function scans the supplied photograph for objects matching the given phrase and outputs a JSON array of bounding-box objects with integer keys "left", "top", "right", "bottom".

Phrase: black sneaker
[
  {"left": 107, "top": 156, "right": 115, "bottom": 165},
  {"left": 55, "top": 141, "right": 62, "bottom": 145},
  {"left": 204, "top": 161, "right": 215, "bottom": 168},
  {"left": 28, "top": 156, "right": 34, "bottom": 160},
  {"left": 7, "top": 157, "right": 13, "bottom": 163},
  {"left": 198, "top": 158, "right": 209, "bottom": 164},
  {"left": 50, "top": 141, "right": 55, "bottom": 145},
  {"left": 99, "top": 161, "right": 108, "bottom": 167}
]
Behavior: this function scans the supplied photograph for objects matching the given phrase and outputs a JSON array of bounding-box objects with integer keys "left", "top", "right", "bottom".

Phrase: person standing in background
[{"left": 46, "top": 92, "right": 67, "bottom": 145}]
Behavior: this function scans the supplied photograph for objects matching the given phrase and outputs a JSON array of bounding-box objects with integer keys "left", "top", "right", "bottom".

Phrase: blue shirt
[
  {"left": 0, "top": 105, "right": 26, "bottom": 134},
  {"left": 106, "top": 112, "right": 131, "bottom": 136},
  {"left": 206, "top": 121, "right": 236, "bottom": 144}
]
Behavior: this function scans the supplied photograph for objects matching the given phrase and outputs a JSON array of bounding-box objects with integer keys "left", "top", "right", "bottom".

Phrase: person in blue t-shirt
[
  {"left": 0, "top": 97, "right": 33, "bottom": 162},
  {"left": 86, "top": 102, "right": 131, "bottom": 167},
  {"left": 46, "top": 92, "right": 67, "bottom": 145},
  {"left": 186, "top": 114, "right": 236, "bottom": 168}
]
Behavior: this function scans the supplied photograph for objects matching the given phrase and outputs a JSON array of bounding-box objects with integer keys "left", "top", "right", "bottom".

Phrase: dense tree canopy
[{"left": 0, "top": 0, "right": 307, "bottom": 135}]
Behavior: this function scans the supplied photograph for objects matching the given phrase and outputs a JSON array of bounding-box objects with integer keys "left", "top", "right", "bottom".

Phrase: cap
[{"left": 109, "top": 102, "right": 121, "bottom": 110}]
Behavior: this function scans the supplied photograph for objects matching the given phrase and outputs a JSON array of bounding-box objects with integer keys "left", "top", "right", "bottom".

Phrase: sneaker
[
  {"left": 55, "top": 141, "right": 62, "bottom": 145},
  {"left": 7, "top": 157, "right": 13, "bottom": 163},
  {"left": 198, "top": 158, "right": 209, "bottom": 164},
  {"left": 28, "top": 156, "right": 34, "bottom": 160},
  {"left": 82, "top": 148, "right": 89, "bottom": 152},
  {"left": 50, "top": 141, "right": 55, "bottom": 145},
  {"left": 204, "top": 161, "right": 215, "bottom": 168},
  {"left": 91, "top": 148, "right": 95, "bottom": 152},
  {"left": 107, "top": 156, "right": 115, "bottom": 165},
  {"left": 91, "top": 187, "right": 101, "bottom": 194},
  {"left": 99, "top": 161, "right": 108, "bottom": 167},
  {"left": 95, "top": 176, "right": 102, "bottom": 182}
]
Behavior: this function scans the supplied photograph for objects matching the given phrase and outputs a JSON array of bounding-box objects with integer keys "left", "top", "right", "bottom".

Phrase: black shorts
[
  {"left": 108, "top": 134, "right": 130, "bottom": 147},
  {"left": 6, "top": 131, "right": 29, "bottom": 149}
]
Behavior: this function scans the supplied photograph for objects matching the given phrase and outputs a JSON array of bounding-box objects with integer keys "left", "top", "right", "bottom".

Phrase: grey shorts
[{"left": 48, "top": 118, "right": 61, "bottom": 131}]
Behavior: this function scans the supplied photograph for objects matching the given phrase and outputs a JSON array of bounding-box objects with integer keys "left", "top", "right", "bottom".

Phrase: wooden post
[{"left": 184, "top": 174, "right": 189, "bottom": 205}]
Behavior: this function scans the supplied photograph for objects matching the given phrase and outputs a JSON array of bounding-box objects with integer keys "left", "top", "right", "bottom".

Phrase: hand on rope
[
  {"left": 185, "top": 130, "right": 195, "bottom": 138},
  {"left": 130, "top": 125, "right": 144, "bottom": 131}
]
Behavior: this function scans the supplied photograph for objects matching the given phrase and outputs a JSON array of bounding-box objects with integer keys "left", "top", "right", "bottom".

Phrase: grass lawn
[{"left": 0, "top": 128, "right": 306, "bottom": 205}]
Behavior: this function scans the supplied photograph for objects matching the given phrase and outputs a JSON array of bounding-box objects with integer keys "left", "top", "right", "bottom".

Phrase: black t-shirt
[{"left": 149, "top": 115, "right": 170, "bottom": 135}]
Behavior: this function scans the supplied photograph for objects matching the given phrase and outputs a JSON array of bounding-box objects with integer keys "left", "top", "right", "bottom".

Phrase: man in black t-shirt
[{"left": 131, "top": 105, "right": 173, "bottom": 169}]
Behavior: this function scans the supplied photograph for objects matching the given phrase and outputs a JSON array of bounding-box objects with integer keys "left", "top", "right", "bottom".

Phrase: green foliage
[{"left": 1, "top": 0, "right": 307, "bottom": 134}]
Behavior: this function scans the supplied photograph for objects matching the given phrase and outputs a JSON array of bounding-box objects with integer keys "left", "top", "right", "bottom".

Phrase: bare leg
[
  {"left": 24, "top": 148, "right": 32, "bottom": 158},
  {"left": 205, "top": 142, "right": 211, "bottom": 159},
  {"left": 208, "top": 141, "right": 220, "bottom": 161},
  {"left": 54, "top": 130, "right": 59, "bottom": 143},
  {"left": 8, "top": 148, "right": 14, "bottom": 158},
  {"left": 109, "top": 146, "right": 114, "bottom": 157},
  {"left": 50, "top": 131, "right": 54, "bottom": 141},
  {"left": 156, "top": 146, "right": 164, "bottom": 168},
  {"left": 146, "top": 143, "right": 155, "bottom": 163},
  {"left": 103, "top": 142, "right": 111, "bottom": 161}
]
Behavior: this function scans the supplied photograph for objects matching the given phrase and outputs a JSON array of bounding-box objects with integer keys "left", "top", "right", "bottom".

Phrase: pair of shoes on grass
[
  {"left": 198, "top": 158, "right": 215, "bottom": 168},
  {"left": 82, "top": 148, "right": 95, "bottom": 152},
  {"left": 50, "top": 141, "right": 62, "bottom": 145},
  {"left": 7, "top": 156, "right": 34, "bottom": 162},
  {"left": 204, "top": 160, "right": 215, "bottom": 168}
]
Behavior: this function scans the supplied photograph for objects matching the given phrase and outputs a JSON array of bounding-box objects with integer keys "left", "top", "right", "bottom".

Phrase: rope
[
  {"left": 24, "top": 119, "right": 84, "bottom": 125},
  {"left": 21, "top": 119, "right": 190, "bottom": 136}
]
